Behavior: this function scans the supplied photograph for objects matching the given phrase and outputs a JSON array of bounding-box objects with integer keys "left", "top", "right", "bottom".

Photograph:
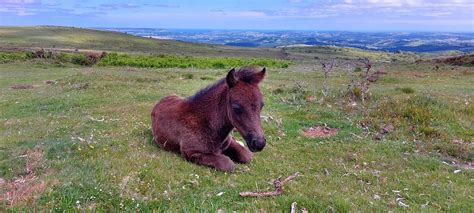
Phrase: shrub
[
  {"left": 0, "top": 51, "right": 291, "bottom": 69},
  {"left": 351, "top": 87, "right": 362, "bottom": 100},
  {"left": 98, "top": 53, "right": 291, "bottom": 69},
  {"left": 70, "top": 54, "right": 90, "bottom": 66},
  {"left": 0, "top": 52, "right": 30, "bottom": 63}
]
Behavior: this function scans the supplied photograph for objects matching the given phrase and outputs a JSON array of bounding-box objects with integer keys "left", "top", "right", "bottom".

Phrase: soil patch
[
  {"left": 303, "top": 126, "right": 339, "bottom": 138},
  {"left": 0, "top": 148, "right": 50, "bottom": 207},
  {"left": 11, "top": 84, "right": 34, "bottom": 90}
]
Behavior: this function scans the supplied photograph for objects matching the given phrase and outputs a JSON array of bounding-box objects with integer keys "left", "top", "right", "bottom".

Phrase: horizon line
[{"left": 1, "top": 25, "right": 473, "bottom": 34}]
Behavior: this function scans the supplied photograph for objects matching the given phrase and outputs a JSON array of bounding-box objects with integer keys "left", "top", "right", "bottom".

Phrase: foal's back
[{"left": 151, "top": 95, "right": 188, "bottom": 153}]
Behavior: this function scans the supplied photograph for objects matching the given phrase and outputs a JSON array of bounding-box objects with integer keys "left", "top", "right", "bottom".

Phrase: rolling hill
[{"left": 0, "top": 26, "right": 286, "bottom": 59}]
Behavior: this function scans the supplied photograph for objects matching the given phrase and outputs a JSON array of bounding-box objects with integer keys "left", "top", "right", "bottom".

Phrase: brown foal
[{"left": 151, "top": 66, "right": 267, "bottom": 171}]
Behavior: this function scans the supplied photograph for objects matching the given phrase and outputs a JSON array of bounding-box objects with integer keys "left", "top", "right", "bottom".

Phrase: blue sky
[{"left": 1, "top": 0, "right": 473, "bottom": 31}]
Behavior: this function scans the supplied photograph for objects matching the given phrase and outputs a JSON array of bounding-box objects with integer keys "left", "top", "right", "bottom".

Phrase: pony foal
[{"left": 151, "top": 66, "right": 267, "bottom": 171}]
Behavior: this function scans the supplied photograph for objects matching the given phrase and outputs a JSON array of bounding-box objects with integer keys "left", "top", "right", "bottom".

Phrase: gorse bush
[
  {"left": 69, "top": 54, "right": 89, "bottom": 66},
  {"left": 0, "top": 52, "right": 33, "bottom": 63},
  {"left": 0, "top": 51, "right": 291, "bottom": 69},
  {"left": 98, "top": 53, "right": 291, "bottom": 69}
]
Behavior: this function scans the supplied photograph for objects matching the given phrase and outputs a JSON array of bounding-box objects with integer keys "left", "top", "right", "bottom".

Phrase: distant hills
[
  {"left": 102, "top": 28, "right": 474, "bottom": 53},
  {"left": 0, "top": 26, "right": 284, "bottom": 59}
]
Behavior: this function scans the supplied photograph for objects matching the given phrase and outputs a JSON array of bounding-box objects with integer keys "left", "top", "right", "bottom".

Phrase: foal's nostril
[{"left": 251, "top": 139, "right": 257, "bottom": 147}]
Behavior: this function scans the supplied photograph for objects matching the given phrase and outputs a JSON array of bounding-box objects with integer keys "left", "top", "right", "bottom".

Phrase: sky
[{"left": 0, "top": 0, "right": 473, "bottom": 32}]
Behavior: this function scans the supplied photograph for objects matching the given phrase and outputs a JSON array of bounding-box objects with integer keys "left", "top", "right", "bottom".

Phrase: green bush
[
  {"left": 0, "top": 51, "right": 291, "bottom": 69},
  {"left": 70, "top": 54, "right": 89, "bottom": 66},
  {"left": 0, "top": 52, "right": 30, "bottom": 63},
  {"left": 98, "top": 53, "right": 291, "bottom": 69}
]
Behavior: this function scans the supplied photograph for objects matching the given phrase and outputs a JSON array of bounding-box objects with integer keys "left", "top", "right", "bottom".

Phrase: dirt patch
[
  {"left": 439, "top": 153, "right": 474, "bottom": 170},
  {"left": 11, "top": 84, "right": 34, "bottom": 90},
  {"left": 71, "top": 82, "right": 89, "bottom": 90},
  {"left": 302, "top": 126, "right": 339, "bottom": 138},
  {"left": 375, "top": 123, "right": 395, "bottom": 140},
  {"left": 44, "top": 80, "right": 57, "bottom": 85},
  {"left": 0, "top": 148, "right": 51, "bottom": 207}
]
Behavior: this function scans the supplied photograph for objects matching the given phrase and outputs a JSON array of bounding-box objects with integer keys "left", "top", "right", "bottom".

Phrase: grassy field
[{"left": 0, "top": 27, "right": 473, "bottom": 211}]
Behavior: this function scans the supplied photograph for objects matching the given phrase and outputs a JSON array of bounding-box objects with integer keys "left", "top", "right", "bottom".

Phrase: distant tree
[{"left": 320, "top": 59, "right": 336, "bottom": 99}]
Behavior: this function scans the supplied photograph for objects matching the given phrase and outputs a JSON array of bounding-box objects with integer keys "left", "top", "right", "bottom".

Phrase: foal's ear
[
  {"left": 254, "top": 67, "right": 266, "bottom": 83},
  {"left": 226, "top": 68, "right": 237, "bottom": 88}
]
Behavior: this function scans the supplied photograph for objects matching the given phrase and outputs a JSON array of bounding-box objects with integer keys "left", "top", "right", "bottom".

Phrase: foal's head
[{"left": 226, "top": 66, "right": 266, "bottom": 152}]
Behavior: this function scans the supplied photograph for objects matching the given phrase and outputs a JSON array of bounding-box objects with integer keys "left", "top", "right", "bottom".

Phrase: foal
[{"left": 151, "top": 66, "right": 267, "bottom": 171}]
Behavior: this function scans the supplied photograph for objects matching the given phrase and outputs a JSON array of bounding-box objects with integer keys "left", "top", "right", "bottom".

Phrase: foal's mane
[
  {"left": 187, "top": 78, "right": 226, "bottom": 102},
  {"left": 187, "top": 66, "right": 262, "bottom": 102}
]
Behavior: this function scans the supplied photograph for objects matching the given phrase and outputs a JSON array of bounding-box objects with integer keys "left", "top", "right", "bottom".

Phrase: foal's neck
[{"left": 188, "top": 79, "right": 234, "bottom": 138}]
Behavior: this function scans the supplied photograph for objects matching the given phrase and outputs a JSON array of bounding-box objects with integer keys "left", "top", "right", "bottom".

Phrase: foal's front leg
[
  {"left": 223, "top": 137, "right": 253, "bottom": 164},
  {"left": 186, "top": 152, "right": 236, "bottom": 172}
]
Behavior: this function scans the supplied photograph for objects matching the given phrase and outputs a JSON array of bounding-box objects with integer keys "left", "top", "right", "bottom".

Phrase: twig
[
  {"left": 350, "top": 132, "right": 363, "bottom": 139},
  {"left": 290, "top": 202, "right": 297, "bottom": 213},
  {"left": 239, "top": 172, "right": 300, "bottom": 197}
]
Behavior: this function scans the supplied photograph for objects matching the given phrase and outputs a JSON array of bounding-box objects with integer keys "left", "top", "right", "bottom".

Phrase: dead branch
[
  {"left": 239, "top": 172, "right": 300, "bottom": 197},
  {"left": 290, "top": 202, "right": 298, "bottom": 213},
  {"left": 320, "top": 59, "right": 336, "bottom": 98}
]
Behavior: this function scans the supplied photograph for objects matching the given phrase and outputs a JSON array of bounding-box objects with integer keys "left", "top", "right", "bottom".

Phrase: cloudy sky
[{"left": 1, "top": 0, "right": 473, "bottom": 31}]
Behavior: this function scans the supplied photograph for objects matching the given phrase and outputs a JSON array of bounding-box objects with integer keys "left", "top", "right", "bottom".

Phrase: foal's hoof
[
  {"left": 236, "top": 153, "right": 253, "bottom": 164},
  {"left": 216, "top": 161, "right": 235, "bottom": 172}
]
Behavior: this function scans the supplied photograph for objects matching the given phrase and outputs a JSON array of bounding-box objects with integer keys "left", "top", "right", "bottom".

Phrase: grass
[
  {"left": 0, "top": 26, "right": 473, "bottom": 211},
  {"left": 0, "top": 60, "right": 472, "bottom": 211}
]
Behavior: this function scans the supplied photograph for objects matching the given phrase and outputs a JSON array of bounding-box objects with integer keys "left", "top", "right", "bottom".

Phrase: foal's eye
[{"left": 232, "top": 104, "right": 243, "bottom": 114}]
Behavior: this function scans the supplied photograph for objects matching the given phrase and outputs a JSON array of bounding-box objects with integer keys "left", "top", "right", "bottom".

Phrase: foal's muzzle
[{"left": 246, "top": 133, "right": 266, "bottom": 152}]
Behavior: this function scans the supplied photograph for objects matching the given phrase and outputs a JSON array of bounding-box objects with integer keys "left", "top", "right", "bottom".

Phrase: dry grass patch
[
  {"left": 302, "top": 126, "right": 339, "bottom": 138},
  {"left": 1, "top": 148, "right": 55, "bottom": 208}
]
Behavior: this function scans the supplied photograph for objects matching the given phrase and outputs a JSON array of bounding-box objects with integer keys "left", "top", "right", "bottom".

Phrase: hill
[{"left": 0, "top": 26, "right": 286, "bottom": 59}]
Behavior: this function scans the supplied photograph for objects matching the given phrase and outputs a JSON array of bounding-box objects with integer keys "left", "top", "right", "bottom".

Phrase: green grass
[{"left": 1, "top": 59, "right": 472, "bottom": 211}]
